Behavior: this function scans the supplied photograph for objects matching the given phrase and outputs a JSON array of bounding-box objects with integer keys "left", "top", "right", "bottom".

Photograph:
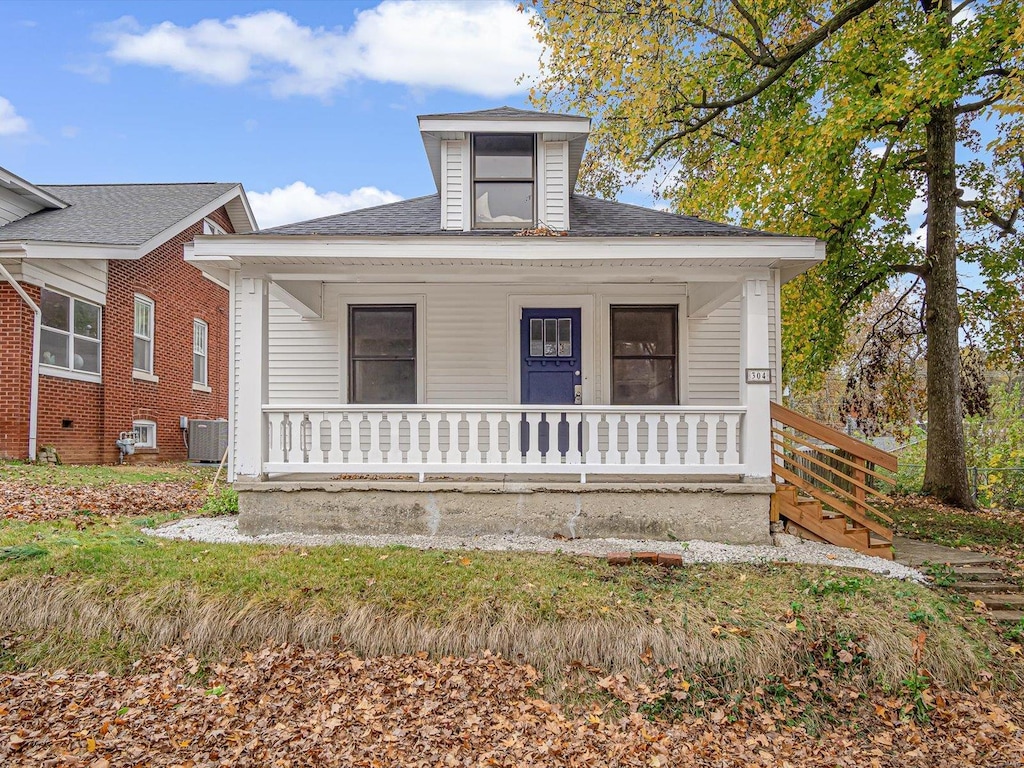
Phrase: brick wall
[
  {"left": 0, "top": 283, "right": 35, "bottom": 459},
  {"left": 2, "top": 205, "right": 233, "bottom": 464}
]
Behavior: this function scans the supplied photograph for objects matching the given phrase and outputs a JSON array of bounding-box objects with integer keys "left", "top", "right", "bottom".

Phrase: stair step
[
  {"left": 989, "top": 610, "right": 1024, "bottom": 623},
  {"left": 953, "top": 581, "right": 1018, "bottom": 594},
  {"left": 952, "top": 565, "right": 1004, "bottom": 580},
  {"left": 974, "top": 593, "right": 1024, "bottom": 610}
]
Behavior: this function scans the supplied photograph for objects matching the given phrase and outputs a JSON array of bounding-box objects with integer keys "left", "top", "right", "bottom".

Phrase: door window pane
[
  {"left": 611, "top": 306, "right": 678, "bottom": 406},
  {"left": 349, "top": 305, "right": 416, "bottom": 404},
  {"left": 530, "top": 318, "right": 543, "bottom": 356},
  {"left": 543, "top": 318, "right": 557, "bottom": 356},
  {"left": 557, "top": 318, "right": 572, "bottom": 357}
]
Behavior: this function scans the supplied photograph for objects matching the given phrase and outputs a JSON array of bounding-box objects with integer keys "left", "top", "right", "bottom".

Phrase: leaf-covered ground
[{"left": 1, "top": 645, "right": 1021, "bottom": 767}]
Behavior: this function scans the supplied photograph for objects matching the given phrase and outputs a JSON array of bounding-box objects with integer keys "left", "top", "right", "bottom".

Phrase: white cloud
[
  {"left": 248, "top": 181, "right": 402, "bottom": 229},
  {"left": 61, "top": 125, "right": 80, "bottom": 139},
  {"left": 103, "top": 2, "right": 540, "bottom": 98},
  {"left": 0, "top": 97, "right": 29, "bottom": 135}
]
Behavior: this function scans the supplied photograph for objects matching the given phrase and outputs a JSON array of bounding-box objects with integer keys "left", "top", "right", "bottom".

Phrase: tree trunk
[{"left": 920, "top": 0, "right": 974, "bottom": 508}]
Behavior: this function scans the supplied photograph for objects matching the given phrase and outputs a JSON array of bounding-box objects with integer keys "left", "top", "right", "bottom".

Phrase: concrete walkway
[{"left": 894, "top": 536, "right": 1023, "bottom": 623}]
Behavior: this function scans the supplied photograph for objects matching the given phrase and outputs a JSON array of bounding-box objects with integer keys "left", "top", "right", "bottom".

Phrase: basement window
[
  {"left": 472, "top": 134, "right": 535, "bottom": 229},
  {"left": 133, "top": 420, "right": 156, "bottom": 449},
  {"left": 39, "top": 288, "right": 101, "bottom": 375}
]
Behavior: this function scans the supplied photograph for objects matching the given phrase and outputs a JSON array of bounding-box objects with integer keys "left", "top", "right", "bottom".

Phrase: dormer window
[{"left": 473, "top": 134, "right": 534, "bottom": 229}]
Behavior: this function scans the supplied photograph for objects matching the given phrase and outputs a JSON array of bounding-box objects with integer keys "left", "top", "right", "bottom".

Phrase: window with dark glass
[
  {"left": 348, "top": 306, "right": 416, "bottom": 404},
  {"left": 473, "top": 134, "right": 534, "bottom": 228},
  {"left": 610, "top": 306, "right": 678, "bottom": 405},
  {"left": 39, "top": 288, "right": 101, "bottom": 375}
]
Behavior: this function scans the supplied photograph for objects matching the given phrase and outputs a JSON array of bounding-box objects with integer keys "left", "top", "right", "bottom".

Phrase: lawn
[{"left": 1, "top": 462, "right": 1023, "bottom": 765}]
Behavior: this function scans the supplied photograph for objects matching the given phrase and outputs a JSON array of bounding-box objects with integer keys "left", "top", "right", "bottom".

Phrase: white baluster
[
  {"left": 563, "top": 411, "right": 583, "bottom": 465},
  {"left": 604, "top": 414, "right": 622, "bottom": 465},
  {"left": 464, "top": 411, "right": 483, "bottom": 466},
  {"left": 266, "top": 411, "right": 284, "bottom": 465},
  {"left": 388, "top": 413, "right": 405, "bottom": 464},
  {"left": 524, "top": 412, "right": 544, "bottom": 465},
  {"left": 407, "top": 413, "right": 425, "bottom": 464},
  {"left": 623, "top": 413, "right": 642, "bottom": 465},
  {"left": 425, "top": 413, "right": 443, "bottom": 464},
  {"left": 644, "top": 413, "right": 659, "bottom": 465},
  {"left": 723, "top": 413, "right": 741, "bottom": 465},
  {"left": 684, "top": 413, "right": 702, "bottom": 465},
  {"left": 665, "top": 413, "right": 681, "bottom": 467},
  {"left": 366, "top": 411, "right": 383, "bottom": 464},
  {"left": 583, "top": 413, "right": 602, "bottom": 466}
]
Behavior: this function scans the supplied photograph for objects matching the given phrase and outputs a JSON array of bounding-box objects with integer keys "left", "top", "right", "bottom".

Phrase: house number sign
[{"left": 745, "top": 368, "right": 772, "bottom": 384}]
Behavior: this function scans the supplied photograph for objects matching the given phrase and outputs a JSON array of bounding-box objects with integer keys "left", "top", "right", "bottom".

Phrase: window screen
[
  {"left": 610, "top": 306, "right": 678, "bottom": 405},
  {"left": 348, "top": 306, "right": 416, "bottom": 404}
]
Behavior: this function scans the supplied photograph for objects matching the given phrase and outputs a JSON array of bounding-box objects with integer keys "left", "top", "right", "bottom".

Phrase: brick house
[{"left": 0, "top": 165, "right": 256, "bottom": 464}]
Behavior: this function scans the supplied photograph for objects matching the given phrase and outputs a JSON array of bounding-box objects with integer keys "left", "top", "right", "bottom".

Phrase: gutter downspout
[{"left": 0, "top": 263, "right": 40, "bottom": 460}]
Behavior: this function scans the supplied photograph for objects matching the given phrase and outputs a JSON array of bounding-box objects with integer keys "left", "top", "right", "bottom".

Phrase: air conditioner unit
[{"left": 188, "top": 419, "right": 229, "bottom": 463}]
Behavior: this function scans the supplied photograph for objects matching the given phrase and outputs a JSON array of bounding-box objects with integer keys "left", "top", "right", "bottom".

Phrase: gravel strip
[{"left": 146, "top": 516, "right": 925, "bottom": 581}]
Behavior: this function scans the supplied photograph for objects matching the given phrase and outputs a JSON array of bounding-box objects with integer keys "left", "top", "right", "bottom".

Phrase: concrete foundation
[{"left": 236, "top": 479, "right": 774, "bottom": 545}]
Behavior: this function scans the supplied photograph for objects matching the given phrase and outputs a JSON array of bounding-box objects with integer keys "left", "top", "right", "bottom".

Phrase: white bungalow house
[{"left": 187, "top": 107, "right": 894, "bottom": 554}]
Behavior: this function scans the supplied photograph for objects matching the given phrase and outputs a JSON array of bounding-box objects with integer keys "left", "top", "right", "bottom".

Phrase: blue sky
[{"left": 0, "top": 0, "right": 554, "bottom": 227}]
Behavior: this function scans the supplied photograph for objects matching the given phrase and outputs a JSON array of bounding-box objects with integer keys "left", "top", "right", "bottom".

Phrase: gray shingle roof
[
  {"left": 418, "top": 105, "right": 585, "bottom": 122},
  {"left": 258, "top": 194, "right": 783, "bottom": 238},
  {"left": 0, "top": 183, "right": 239, "bottom": 246}
]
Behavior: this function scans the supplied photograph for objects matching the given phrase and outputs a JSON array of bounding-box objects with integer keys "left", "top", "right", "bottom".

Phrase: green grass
[
  {"left": 0, "top": 515, "right": 1008, "bottom": 693},
  {"left": 0, "top": 460, "right": 214, "bottom": 487},
  {"left": 887, "top": 501, "right": 1024, "bottom": 550}
]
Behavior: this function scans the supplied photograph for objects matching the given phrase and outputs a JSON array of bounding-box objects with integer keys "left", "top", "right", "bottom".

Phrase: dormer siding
[
  {"left": 440, "top": 139, "right": 470, "bottom": 231},
  {"left": 538, "top": 141, "right": 570, "bottom": 231}
]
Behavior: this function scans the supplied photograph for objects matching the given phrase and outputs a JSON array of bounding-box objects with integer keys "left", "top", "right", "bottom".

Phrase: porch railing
[{"left": 262, "top": 405, "right": 746, "bottom": 479}]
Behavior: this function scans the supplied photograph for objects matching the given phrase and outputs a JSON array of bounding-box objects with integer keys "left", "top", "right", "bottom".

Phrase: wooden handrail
[
  {"left": 772, "top": 449, "right": 894, "bottom": 525},
  {"left": 771, "top": 428, "right": 896, "bottom": 486},
  {"left": 770, "top": 402, "right": 898, "bottom": 471},
  {"left": 771, "top": 435, "right": 893, "bottom": 504}
]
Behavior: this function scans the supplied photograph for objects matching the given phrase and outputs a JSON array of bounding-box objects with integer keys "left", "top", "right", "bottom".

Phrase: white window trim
[
  {"left": 133, "top": 419, "right": 157, "bottom": 449},
  {"left": 192, "top": 383, "right": 212, "bottom": 393},
  {"left": 132, "top": 370, "right": 160, "bottom": 383},
  {"left": 39, "top": 287, "right": 102, "bottom": 378},
  {"left": 338, "top": 294, "right": 426, "bottom": 404},
  {"left": 203, "top": 217, "right": 226, "bottom": 235},
  {"left": 193, "top": 318, "right": 208, "bottom": 387},
  {"left": 133, "top": 294, "right": 155, "bottom": 375},
  {"left": 40, "top": 365, "right": 102, "bottom": 385}
]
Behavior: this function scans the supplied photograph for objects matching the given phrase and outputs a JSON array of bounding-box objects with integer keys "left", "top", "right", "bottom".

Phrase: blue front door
[{"left": 520, "top": 308, "right": 582, "bottom": 405}]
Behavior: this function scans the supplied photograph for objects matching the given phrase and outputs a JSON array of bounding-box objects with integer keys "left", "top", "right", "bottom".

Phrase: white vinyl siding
[
  {"left": 267, "top": 295, "right": 341, "bottom": 403},
  {"left": 133, "top": 295, "right": 154, "bottom": 374},
  {"left": 193, "top": 319, "right": 208, "bottom": 386},
  {"left": 257, "top": 281, "right": 772, "bottom": 408},
  {"left": 687, "top": 299, "right": 741, "bottom": 405},
  {"left": 440, "top": 139, "right": 467, "bottom": 230},
  {"left": 0, "top": 187, "right": 45, "bottom": 226},
  {"left": 538, "top": 141, "right": 569, "bottom": 230}
]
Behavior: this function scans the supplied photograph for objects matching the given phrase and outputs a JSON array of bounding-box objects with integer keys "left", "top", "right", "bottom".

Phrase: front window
[
  {"left": 348, "top": 305, "right": 416, "bottom": 404},
  {"left": 193, "top": 319, "right": 208, "bottom": 386},
  {"left": 39, "top": 288, "right": 101, "bottom": 374},
  {"left": 133, "top": 295, "right": 154, "bottom": 374},
  {"left": 473, "top": 134, "right": 534, "bottom": 228},
  {"left": 610, "top": 306, "right": 679, "bottom": 405}
]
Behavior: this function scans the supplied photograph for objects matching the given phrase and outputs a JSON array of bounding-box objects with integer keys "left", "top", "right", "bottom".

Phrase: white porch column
[
  {"left": 740, "top": 277, "right": 772, "bottom": 479},
  {"left": 235, "top": 276, "right": 270, "bottom": 479}
]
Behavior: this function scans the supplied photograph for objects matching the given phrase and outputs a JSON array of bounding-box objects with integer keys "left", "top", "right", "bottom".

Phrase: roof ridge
[
  {"left": 259, "top": 193, "right": 436, "bottom": 232},
  {"left": 39, "top": 182, "right": 239, "bottom": 188}
]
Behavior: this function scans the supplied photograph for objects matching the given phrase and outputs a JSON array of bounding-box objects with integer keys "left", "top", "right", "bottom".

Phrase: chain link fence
[{"left": 897, "top": 464, "right": 1024, "bottom": 509}]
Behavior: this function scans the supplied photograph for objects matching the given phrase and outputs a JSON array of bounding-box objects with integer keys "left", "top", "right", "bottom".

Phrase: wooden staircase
[{"left": 770, "top": 403, "right": 898, "bottom": 560}]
